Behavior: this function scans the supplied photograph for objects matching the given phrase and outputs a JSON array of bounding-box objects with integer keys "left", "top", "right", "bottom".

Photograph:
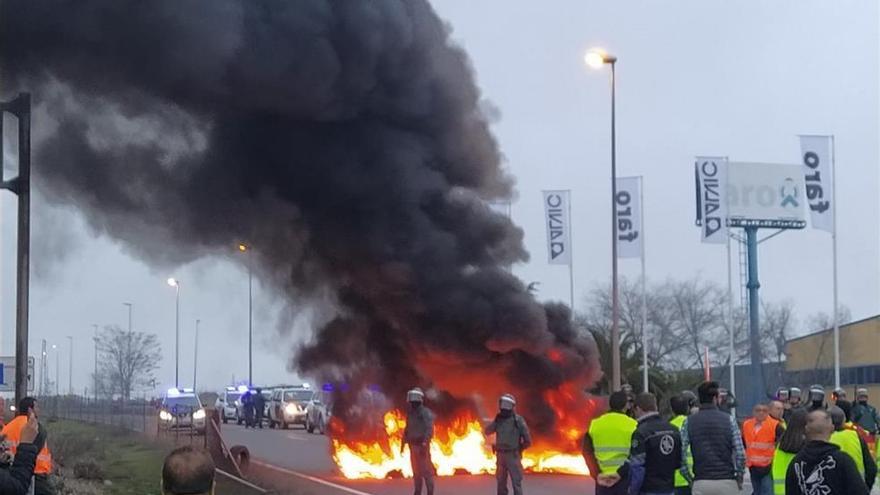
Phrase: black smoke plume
[{"left": 1, "top": 0, "right": 599, "bottom": 437}]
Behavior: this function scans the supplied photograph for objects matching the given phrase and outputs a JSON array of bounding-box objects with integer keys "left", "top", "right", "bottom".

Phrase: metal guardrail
[{"left": 40, "top": 395, "right": 268, "bottom": 494}]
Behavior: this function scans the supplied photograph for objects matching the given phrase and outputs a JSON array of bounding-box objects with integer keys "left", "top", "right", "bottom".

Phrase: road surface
[{"left": 220, "top": 422, "right": 596, "bottom": 495}]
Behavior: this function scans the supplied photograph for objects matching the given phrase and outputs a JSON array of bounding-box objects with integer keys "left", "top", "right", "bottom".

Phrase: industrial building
[{"left": 785, "top": 315, "right": 880, "bottom": 398}]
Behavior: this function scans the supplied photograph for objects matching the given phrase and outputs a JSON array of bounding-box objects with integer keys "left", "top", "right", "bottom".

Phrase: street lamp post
[
  {"left": 193, "top": 319, "right": 200, "bottom": 391},
  {"left": 93, "top": 324, "right": 98, "bottom": 400},
  {"left": 66, "top": 336, "right": 73, "bottom": 395},
  {"left": 585, "top": 48, "right": 621, "bottom": 391},
  {"left": 52, "top": 344, "right": 59, "bottom": 396},
  {"left": 238, "top": 244, "right": 253, "bottom": 387},
  {"left": 167, "top": 278, "right": 180, "bottom": 388}
]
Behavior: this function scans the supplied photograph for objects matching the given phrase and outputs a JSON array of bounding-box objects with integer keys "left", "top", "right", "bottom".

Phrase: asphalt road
[{"left": 220, "top": 422, "right": 597, "bottom": 495}]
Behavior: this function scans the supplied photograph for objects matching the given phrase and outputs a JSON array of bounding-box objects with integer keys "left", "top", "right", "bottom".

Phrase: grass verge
[{"left": 49, "top": 419, "right": 168, "bottom": 495}]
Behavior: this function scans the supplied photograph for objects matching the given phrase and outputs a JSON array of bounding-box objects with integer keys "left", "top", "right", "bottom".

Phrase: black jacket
[
  {"left": 785, "top": 440, "right": 868, "bottom": 495},
  {"left": 626, "top": 413, "right": 681, "bottom": 494},
  {"left": 0, "top": 442, "right": 38, "bottom": 495},
  {"left": 684, "top": 404, "right": 744, "bottom": 481}
]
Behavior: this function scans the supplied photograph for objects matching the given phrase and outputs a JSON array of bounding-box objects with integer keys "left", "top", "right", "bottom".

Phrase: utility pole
[
  {"left": 38, "top": 339, "right": 46, "bottom": 396},
  {"left": 93, "top": 324, "right": 99, "bottom": 400},
  {"left": 66, "top": 336, "right": 73, "bottom": 395},
  {"left": 193, "top": 319, "right": 200, "bottom": 390},
  {"left": 0, "top": 93, "right": 31, "bottom": 405}
]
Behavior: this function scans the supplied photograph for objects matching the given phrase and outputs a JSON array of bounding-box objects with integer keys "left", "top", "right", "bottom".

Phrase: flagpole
[
  {"left": 568, "top": 190, "right": 575, "bottom": 310},
  {"left": 831, "top": 135, "right": 840, "bottom": 389},
  {"left": 727, "top": 232, "right": 736, "bottom": 399},
  {"left": 637, "top": 178, "right": 648, "bottom": 393}
]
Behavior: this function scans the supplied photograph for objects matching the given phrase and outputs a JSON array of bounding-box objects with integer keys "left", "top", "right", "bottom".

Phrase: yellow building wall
[{"left": 786, "top": 317, "right": 880, "bottom": 375}]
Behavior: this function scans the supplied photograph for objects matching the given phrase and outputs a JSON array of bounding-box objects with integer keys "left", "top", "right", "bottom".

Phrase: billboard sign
[
  {"left": 0, "top": 356, "right": 35, "bottom": 392},
  {"left": 726, "top": 162, "right": 806, "bottom": 229}
]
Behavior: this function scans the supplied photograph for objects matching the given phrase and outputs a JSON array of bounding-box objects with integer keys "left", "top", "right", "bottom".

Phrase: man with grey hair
[{"left": 785, "top": 410, "right": 868, "bottom": 495}]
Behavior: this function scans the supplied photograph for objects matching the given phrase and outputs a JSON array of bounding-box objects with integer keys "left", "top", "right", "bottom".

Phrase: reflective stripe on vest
[
  {"left": 771, "top": 449, "right": 796, "bottom": 495},
  {"left": 743, "top": 417, "right": 779, "bottom": 468},
  {"left": 1, "top": 415, "right": 53, "bottom": 474},
  {"left": 830, "top": 429, "right": 865, "bottom": 476},
  {"left": 588, "top": 412, "right": 637, "bottom": 475},
  {"left": 670, "top": 415, "right": 692, "bottom": 488}
]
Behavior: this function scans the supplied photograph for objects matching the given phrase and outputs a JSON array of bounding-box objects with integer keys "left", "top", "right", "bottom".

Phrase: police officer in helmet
[
  {"left": 402, "top": 388, "right": 435, "bottom": 495},
  {"left": 484, "top": 394, "right": 531, "bottom": 495},
  {"left": 808, "top": 385, "right": 826, "bottom": 412}
]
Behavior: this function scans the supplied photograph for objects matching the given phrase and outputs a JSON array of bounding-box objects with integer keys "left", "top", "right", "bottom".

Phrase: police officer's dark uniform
[
  {"left": 485, "top": 394, "right": 532, "bottom": 495},
  {"left": 626, "top": 394, "right": 682, "bottom": 495},
  {"left": 403, "top": 388, "right": 435, "bottom": 495}
]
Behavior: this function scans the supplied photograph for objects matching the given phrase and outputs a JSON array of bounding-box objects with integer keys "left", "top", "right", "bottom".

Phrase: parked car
[
  {"left": 305, "top": 392, "right": 331, "bottom": 434},
  {"left": 214, "top": 387, "right": 244, "bottom": 424},
  {"left": 159, "top": 388, "right": 206, "bottom": 435},
  {"left": 268, "top": 386, "right": 314, "bottom": 429}
]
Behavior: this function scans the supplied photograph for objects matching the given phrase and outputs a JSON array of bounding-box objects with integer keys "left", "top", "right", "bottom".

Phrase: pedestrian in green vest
[
  {"left": 829, "top": 405, "right": 875, "bottom": 489},
  {"left": 583, "top": 391, "right": 637, "bottom": 495},
  {"left": 669, "top": 394, "right": 693, "bottom": 495},
  {"left": 771, "top": 409, "right": 806, "bottom": 495}
]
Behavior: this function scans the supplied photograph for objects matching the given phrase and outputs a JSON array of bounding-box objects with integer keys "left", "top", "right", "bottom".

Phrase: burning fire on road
[
  {"left": 2, "top": 0, "right": 605, "bottom": 478},
  {"left": 330, "top": 384, "right": 599, "bottom": 479}
]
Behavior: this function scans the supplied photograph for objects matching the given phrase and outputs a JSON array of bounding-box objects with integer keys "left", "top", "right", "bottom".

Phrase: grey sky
[{"left": 2, "top": 1, "right": 879, "bottom": 394}]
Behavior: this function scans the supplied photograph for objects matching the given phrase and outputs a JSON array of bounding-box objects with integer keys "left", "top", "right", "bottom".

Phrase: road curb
[{"left": 251, "top": 460, "right": 376, "bottom": 495}]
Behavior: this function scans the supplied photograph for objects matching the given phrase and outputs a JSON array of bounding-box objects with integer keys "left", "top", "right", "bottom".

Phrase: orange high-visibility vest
[
  {"left": 743, "top": 417, "right": 779, "bottom": 468},
  {"left": 2, "top": 415, "right": 52, "bottom": 474}
]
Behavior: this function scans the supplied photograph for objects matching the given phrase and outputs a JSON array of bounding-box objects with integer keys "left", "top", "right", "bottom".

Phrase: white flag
[
  {"left": 616, "top": 177, "right": 642, "bottom": 258},
  {"left": 799, "top": 135, "right": 834, "bottom": 233},
  {"left": 542, "top": 190, "right": 571, "bottom": 265},
  {"left": 695, "top": 157, "right": 728, "bottom": 244}
]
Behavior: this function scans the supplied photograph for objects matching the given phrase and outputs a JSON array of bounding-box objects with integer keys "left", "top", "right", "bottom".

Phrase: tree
[
  {"left": 804, "top": 306, "right": 852, "bottom": 334},
  {"left": 578, "top": 276, "right": 798, "bottom": 393},
  {"left": 96, "top": 325, "right": 162, "bottom": 400},
  {"left": 760, "top": 300, "right": 796, "bottom": 364}
]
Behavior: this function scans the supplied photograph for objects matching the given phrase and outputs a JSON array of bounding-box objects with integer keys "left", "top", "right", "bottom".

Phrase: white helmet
[
  {"left": 499, "top": 393, "right": 517, "bottom": 411},
  {"left": 407, "top": 388, "right": 425, "bottom": 403}
]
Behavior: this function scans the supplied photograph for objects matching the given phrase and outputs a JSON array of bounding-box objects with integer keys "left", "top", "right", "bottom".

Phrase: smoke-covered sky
[{"left": 2, "top": 0, "right": 878, "bottom": 396}]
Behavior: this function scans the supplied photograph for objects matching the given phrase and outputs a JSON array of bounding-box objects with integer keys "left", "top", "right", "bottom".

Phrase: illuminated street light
[
  {"left": 237, "top": 243, "right": 254, "bottom": 387},
  {"left": 583, "top": 47, "right": 622, "bottom": 392},
  {"left": 167, "top": 277, "right": 180, "bottom": 388},
  {"left": 584, "top": 48, "right": 617, "bottom": 69}
]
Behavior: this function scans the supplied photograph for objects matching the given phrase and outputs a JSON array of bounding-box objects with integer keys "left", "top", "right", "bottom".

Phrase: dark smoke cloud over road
[{"left": 1, "top": 0, "right": 599, "bottom": 433}]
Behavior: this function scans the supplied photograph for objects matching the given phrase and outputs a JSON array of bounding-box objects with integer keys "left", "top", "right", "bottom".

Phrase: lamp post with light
[
  {"left": 52, "top": 344, "right": 59, "bottom": 396},
  {"left": 238, "top": 244, "right": 253, "bottom": 387},
  {"left": 167, "top": 278, "right": 180, "bottom": 388},
  {"left": 584, "top": 48, "right": 622, "bottom": 392}
]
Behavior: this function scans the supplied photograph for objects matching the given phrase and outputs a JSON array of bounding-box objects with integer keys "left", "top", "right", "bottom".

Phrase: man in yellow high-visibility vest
[
  {"left": 670, "top": 394, "right": 694, "bottom": 495},
  {"left": 583, "top": 391, "right": 637, "bottom": 495}
]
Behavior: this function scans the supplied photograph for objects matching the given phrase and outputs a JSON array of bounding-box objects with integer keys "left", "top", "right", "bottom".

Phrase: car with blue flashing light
[
  {"left": 159, "top": 388, "right": 207, "bottom": 434},
  {"left": 268, "top": 384, "right": 313, "bottom": 429},
  {"left": 214, "top": 386, "right": 246, "bottom": 424}
]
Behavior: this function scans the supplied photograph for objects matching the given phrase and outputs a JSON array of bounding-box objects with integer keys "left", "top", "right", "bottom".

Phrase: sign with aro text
[
  {"left": 798, "top": 135, "right": 834, "bottom": 233},
  {"left": 694, "top": 157, "right": 728, "bottom": 244},
  {"left": 615, "top": 177, "right": 642, "bottom": 258},
  {"left": 726, "top": 162, "right": 806, "bottom": 229},
  {"left": 542, "top": 190, "right": 571, "bottom": 265}
]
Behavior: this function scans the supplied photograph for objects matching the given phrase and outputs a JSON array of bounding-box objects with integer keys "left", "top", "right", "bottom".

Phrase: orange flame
[{"left": 332, "top": 410, "right": 590, "bottom": 479}]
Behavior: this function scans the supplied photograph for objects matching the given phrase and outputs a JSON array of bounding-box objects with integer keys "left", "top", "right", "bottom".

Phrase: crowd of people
[{"left": 583, "top": 381, "right": 880, "bottom": 495}]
